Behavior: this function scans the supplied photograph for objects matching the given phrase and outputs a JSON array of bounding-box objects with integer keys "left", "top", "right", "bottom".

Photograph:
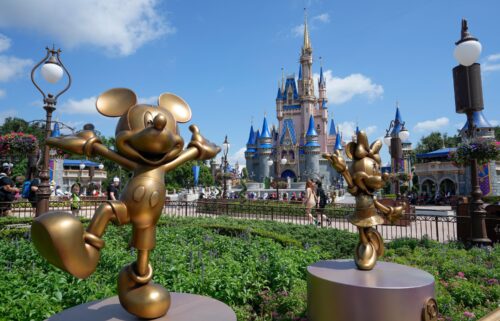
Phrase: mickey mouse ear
[
  {"left": 158, "top": 93, "right": 192, "bottom": 123},
  {"left": 96, "top": 88, "right": 137, "bottom": 117}
]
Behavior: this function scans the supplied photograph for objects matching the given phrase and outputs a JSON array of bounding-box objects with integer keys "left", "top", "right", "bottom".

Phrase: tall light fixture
[
  {"left": 31, "top": 46, "right": 71, "bottom": 216},
  {"left": 452, "top": 19, "right": 491, "bottom": 245}
]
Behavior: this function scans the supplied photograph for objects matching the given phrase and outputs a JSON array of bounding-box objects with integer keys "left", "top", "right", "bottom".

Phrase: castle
[{"left": 245, "top": 14, "right": 343, "bottom": 188}]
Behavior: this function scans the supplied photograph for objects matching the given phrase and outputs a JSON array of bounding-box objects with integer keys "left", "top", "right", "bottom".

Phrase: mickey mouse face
[{"left": 96, "top": 88, "right": 192, "bottom": 166}]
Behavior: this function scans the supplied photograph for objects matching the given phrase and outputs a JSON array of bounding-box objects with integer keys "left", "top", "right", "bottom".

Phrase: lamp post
[
  {"left": 31, "top": 46, "right": 71, "bottom": 216},
  {"left": 384, "top": 108, "right": 410, "bottom": 199},
  {"left": 452, "top": 19, "right": 491, "bottom": 245},
  {"left": 79, "top": 162, "right": 85, "bottom": 185},
  {"left": 222, "top": 135, "right": 230, "bottom": 199}
]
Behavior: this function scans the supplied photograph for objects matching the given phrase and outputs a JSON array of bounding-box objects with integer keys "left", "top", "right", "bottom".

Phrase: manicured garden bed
[{"left": 0, "top": 216, "right": 497, "bottom": 320}]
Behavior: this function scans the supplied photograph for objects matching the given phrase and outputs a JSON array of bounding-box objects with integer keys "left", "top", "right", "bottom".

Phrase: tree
[
  {"left": 164, "top": 161, "right": 214, "bottom": 191},
  {"left": 415, "top": 132, "right": 461, "bottom": 156},
  {"left": 495, "top": 126, "right": 500, "bottom": 141}
]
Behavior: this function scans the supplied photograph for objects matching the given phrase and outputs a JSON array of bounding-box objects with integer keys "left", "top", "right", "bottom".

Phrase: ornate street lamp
[
  {"left": 221, "top": 135, "right": 230, "bottom": 199},
  {"left": 452, "top": 19, "right": 491, "bottom": 245},
  {"left": 31, "top": 46, "right": 71, "bottom": 216},
  {"left": 384, "top": 105, "right": 410, "bottom": 199}
]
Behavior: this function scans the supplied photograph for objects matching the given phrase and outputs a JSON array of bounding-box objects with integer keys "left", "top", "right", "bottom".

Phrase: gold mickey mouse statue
[
  {"left": 31, "top": 88, "right": 220, "bottom": 319},
  {"left": 323, "top": 131, "right": 404, "bottom": 270}
]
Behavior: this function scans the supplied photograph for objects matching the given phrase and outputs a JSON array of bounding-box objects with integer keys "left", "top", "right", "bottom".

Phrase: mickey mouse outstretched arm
[
  {"left": 162, "top": 125, "right": 220, "bottom": 172},
  {"left": 46, "top": 130, "right": 137, "bottom": 171}
]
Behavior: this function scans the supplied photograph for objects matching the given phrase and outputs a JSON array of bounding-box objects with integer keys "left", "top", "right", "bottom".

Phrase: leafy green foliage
[
  {"left": 0, "top": 217, "right": 497, "bottom": 321},
  {"left": 165, "top": 161, "right": 214, "bottom": 191},
  {"left": 415, "top": 132, "right": 461, "bottom": 158}
]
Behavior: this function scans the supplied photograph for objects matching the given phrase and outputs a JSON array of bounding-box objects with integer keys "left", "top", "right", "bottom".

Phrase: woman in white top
[{"left": 303, "top": 179, "right": 317, "bottom": 224}]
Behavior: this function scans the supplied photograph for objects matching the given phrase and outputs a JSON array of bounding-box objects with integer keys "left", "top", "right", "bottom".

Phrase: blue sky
[{"left": 0, "top": 0, "right": 499, "bottom": 166}]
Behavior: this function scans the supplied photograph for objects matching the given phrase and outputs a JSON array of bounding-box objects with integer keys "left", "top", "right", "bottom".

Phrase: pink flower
[
  {"left": 463, "top": 311, "right": 475, "bottom": 319},
  {"left": 457, "top": 272, "right": 466, "bottom": 279}
]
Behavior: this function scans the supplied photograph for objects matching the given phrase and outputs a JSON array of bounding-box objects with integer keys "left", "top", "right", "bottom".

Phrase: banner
[{"left": 192, "top": 165, "right": 200, "bottom": 187}]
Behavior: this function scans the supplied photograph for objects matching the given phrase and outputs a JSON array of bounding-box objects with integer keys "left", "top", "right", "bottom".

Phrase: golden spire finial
[{"left": 303, "top": 8, "right": 311, "bottom": 51}]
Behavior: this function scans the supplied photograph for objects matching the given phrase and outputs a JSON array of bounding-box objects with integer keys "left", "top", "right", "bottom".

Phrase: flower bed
[
  {"left": 0, "top": 217, "right": 497, "bottom": 320},
  {"left": 0, "top": 132, "right": 38, "bottom": 157}
]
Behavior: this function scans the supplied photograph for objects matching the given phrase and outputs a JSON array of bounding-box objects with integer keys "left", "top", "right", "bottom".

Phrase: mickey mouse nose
[{"left": 153, "top": 114, "right": 167, "bottom": 130}]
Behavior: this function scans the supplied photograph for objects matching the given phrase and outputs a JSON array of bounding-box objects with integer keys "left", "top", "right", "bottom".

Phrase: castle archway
[{"left": 281, "top": 170, "right": 296, "bottom": 179}]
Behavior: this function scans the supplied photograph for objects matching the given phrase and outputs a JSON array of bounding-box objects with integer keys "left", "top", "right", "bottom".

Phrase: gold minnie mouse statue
[
  {"left": 31, "top": 88, "right": 220, "bottom": 319},
  {"left": 323, "top": 131, "right": 404, "bottom": 270}
]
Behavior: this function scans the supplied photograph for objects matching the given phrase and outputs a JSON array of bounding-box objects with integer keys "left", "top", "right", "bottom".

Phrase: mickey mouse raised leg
[{"left": 31, "top": 201, "right": 128, "bottom": 279}]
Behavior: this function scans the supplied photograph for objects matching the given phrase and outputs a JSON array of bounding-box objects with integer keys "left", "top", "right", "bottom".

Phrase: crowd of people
[{"left": 0, "top": 162, "right": 123, "bottom": 217}]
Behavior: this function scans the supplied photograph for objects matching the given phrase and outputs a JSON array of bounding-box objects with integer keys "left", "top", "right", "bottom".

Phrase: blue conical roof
[
  {"left": 306, "top": 115, "right": 317, "bottom": 137},
  {"left": 255, "top": 129, "right": 260, "bottom": 142},
  {"left": 334, "top": 132, "right": 342, "bottom": 150},
  {"left": 298, "top": 65, "right": 302, "bottom": 80},
  {"left": 51, "top": 122, "right": 61, "bottom": 137},
  {"left": 390, "top": 107, "right": 403, "bottom": 135},
  {"left": 319, "top": 66, "right": 325, "bottom": 85},
  {"left": 461, "top": 111, "right": 492, "bottom": 131},
  {"left": 329, "top": 119, "right": 336, "bottom": 136},
  {"left": 276, "top": 87, "right": 282, "bottom": 100},
  {"left": 246, "top": 125, "right": 255, "bottom": 145},
  {"left": 355, "top": 125, "right": 360, "bottom": 135},
  {"left": 260, "top": 117, "right": 271, "bottom": 138}
]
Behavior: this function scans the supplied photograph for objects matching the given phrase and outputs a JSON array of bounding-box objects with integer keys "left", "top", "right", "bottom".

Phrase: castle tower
[
  {"left": 304, "top": 115, "right": 321, "bottom": 180},
  {"left": 258, "top": 116, "right": 273, "bottom": 182},
  {"left": 300, "top": 10, "right": 315, "bottom": 121},
  {"left": 244, "top": 125, "right": 256, "bottom": 179}
]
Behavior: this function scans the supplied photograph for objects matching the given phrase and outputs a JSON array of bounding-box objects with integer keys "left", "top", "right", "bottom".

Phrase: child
[{"left": 70, "top": 183, "right": 81, "bottom": 216}]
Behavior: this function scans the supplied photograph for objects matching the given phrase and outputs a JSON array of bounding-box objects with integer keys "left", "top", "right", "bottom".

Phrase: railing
[{"left": 1, "top": 199, "right": 498, "bottom": 243}]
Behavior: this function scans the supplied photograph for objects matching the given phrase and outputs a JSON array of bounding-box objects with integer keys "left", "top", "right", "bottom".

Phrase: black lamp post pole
[
  {"left": 31, "top": 47, "right": 71, "bottom": 216},
  {"left": 452, "top": 19, "right": 491, "bottom": 245}
]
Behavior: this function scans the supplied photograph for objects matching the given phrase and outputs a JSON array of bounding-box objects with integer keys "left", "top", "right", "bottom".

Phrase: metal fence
[{"left": 1, "top": 199, "right": 498, "bottom": 243}]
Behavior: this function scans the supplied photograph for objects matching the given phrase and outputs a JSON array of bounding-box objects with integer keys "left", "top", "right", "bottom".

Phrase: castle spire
[
  {"left": 334, "top": 131, "right": 343, "bottom": 151},
  {"left": 306, "top": 115, "right": 318, "bottom": 137},
  {"left": 329, "top": 118, "right": 336, "bottom": 136},
  {"left": 261, "top": 116, "right": 271, "bottom": 138},
  {"left": 303, "top": 8, "right": 311, "bottom": 51}
]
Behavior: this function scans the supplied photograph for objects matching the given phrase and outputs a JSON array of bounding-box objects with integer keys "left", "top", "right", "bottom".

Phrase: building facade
[
  {"left": 415, "top": 111, "right": 499, "bottom": 197},
  {"left": 245, "top": 14, "right": 344, "bottom": 187}
]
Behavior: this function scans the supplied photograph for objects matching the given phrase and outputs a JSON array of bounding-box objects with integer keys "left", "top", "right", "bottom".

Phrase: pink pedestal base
[
  {"left": 47, "top": 292, "right": 236, "bottom": 321},
  {"left": 307, "top": 260, "right": 436, "bottom": 321}
]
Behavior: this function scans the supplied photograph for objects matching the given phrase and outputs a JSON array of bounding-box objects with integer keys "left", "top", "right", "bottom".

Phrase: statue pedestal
[
  {"left": 307, "top": 260, "right": 436, "bottom": 321},
  {"left": 47, "top": 292, "right": 236, "bottom": 321}
]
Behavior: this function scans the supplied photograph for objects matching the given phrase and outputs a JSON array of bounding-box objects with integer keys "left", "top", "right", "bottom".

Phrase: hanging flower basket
[
  {"left": 450, "top": 141, "right": 499, "bottom": 166},
  {"left": 0, "top": 132, "right": 38, "bottom": 157}
]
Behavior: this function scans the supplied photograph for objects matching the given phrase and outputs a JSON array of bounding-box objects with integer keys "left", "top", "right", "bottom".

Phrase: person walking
[
  {"left": 303, "top": 179, "right": 317, "bottom": 225},
  {"left": 0, "top": 163, "right": 19, "bottom": 216},
  {"left": 316, "top": 181, "right": 329, "bottom": 226},
  {"left": 107, "top": 177, "right": 120, "bottom": 200}
]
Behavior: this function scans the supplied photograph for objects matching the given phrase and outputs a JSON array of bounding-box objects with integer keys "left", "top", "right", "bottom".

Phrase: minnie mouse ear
[
  {"left": 158, "top": 93, "right": 192, "bottom": 123},
  {"left": 96, "top": 88, "right": 137, "bottom": 117}
]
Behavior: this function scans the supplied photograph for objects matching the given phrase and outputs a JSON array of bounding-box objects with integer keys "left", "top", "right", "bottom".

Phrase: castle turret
[
  {"left": 318, "top": 65, "right": 327, "bottom": 103},
  {"left": 334, "top": 131, "right": 343, "bottom": 151},
  {"left": 245, "top": 125, "right": 256, "bottom": 179},
  {"left": 304, "top": 115, "right": 321, "bottom": 179},
  {"left": 300, "top": 10, "right": 314, "bottom": 101},
  {"left": 258, "top": 117, "right": 273, "bottom": 182}
]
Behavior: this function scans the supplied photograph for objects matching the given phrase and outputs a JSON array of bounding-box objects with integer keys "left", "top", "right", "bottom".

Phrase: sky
[{"left": 0, "top": 0, "right": 499, "bottom": 167}]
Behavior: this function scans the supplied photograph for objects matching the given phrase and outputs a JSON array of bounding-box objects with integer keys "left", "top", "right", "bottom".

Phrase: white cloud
[
  {"left": 228, "top": 147, "right": 246, "bottom": 166},
  {"left": 292, "top": 24, "right": 305, "bottom": 37},
  {"left": 0, "top": 0, "right": 175, "bottom": 56},
  {"left": 490, "top": 120, "right": 499, "bottom": 126},
  {"left": 337, "top": 121, "right": 377, "bottom": 139},
  {"left": 0, "top": 55, "right": 33, "bottom": 82},
  {"left": 483, "top": 53, "right": 500, "bottom": 72},
  {"left": 314, "top": 70, "right": 383, "bottom": 104},
  {"left": 0, "top": 34, "right": 11, "bottom": 53},
  {"left": 0, "top": 109, "right": 17, "bottom": 125},
  {"left": 291, "top": 13, "right": 330, "bottom": 37},
  {"left": 138, "top": 96, "right": 157, "bottom": 105},
  {"left": 486, "top": 53, "right": 500, "bottom": 62},
  {"left": 0, "top": 89, "right": 5, "bottom": 98},
  {"left": 59, "top": 96, "right": 97, "bottom": 114},
  {"left": 414, "top": 117, "right": 450, "bottom": 132},
  {"left": 313, "top": 13, "right": 330, "bottom": 23}
]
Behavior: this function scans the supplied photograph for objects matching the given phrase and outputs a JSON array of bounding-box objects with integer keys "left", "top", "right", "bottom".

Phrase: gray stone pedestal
[
  {"left": 307, "top": 260, "right": 436, "bottom": 321},
  {"left": 47, "top": 292, "right": 236, "bottom": 321}
]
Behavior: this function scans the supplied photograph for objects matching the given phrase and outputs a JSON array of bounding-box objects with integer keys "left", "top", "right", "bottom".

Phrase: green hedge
[{"left": 0, "top": 217, "right": 497, "bottom": 320}]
